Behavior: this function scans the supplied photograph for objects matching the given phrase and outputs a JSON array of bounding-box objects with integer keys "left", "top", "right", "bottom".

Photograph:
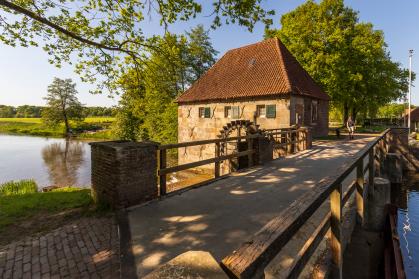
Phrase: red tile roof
[
  {"left": 177, "top": 38, "right": 330, "bottom": 104},
  {"left": 405, "top": 107, "right": 419, "bottom": 121}
]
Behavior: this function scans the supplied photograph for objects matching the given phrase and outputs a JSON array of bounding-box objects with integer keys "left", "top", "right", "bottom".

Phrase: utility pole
[{"left": 408, "top": 49, "right": 413, "bottom": 132}]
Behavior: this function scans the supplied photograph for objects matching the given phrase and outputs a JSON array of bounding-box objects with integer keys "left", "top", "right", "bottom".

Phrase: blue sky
[{"left": 0, "top": 0, "right": 417, "bottom": 107}]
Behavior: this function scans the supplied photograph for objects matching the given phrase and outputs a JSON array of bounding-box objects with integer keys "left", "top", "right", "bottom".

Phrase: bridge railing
[
  {"left": 221, "top": 128, "right": 393, "bottom": 279},
  {"left": 157, "top": 133, "right": 258, "bottom": 196},
  {"left": 264, "top": 127, "right": 310, "bottom": 156},
  {"left": 157, "top": 127, "right": 311, "bottom": 196}
]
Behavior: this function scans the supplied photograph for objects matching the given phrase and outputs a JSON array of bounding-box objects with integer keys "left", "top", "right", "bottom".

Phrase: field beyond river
[{"left": 0, "top": 117, "right": 115, "bottom": 139}]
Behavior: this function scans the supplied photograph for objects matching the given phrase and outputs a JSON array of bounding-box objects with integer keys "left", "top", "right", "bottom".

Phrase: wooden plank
[
  {"left": 356, "top": 160, "right": 365, "bottom": 224},
  {"left": 159, "top": 149, "right": 167, "bottom": 196},
  {"left": 389, "top": 212, "right": 406, "bottom": 279},
  {"left": 287, "top": 213, "right": 331, "bottom": 279},
  {"left": 159, "top": 150, "right": 255, "bottom": 175},
  {"left": 215, "top": 142, "right": 220, "bottom": 178},
  {"left": 247, "top": 138, "right": 254, "bottom": 167},
  {"left": 369, "top": 148, "right": 375, "bottom": 188},
  {"left": 221, "top": 129, "right": 391, "bottom": 279},
  {"left": 342, "top": 181, "right": 356, "bottom": 206},
  {"left": 159, "top": 133, "right": 261, "bottom": 150},
  {"left": 364, "top": 163, "right": 369, "bottom": 174},
  {"left": 221, "top": 175, "right": 338, "bottom": 278},
  {"left": 330, "top": 183, "right": 343, "bottom": 279}
]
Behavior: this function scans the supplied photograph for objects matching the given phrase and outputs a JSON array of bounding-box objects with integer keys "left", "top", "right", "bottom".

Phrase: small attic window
[{"left": 249, "top": 58, "right": 256, "bottom": 66}]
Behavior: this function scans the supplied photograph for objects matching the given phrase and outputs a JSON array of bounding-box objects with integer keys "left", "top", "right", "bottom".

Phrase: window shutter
[
  {"left": 232, "top": 106, "right": 240, "bottom": 119},
  {"left": 266, "top": 105, "right": 276, "bottom": 118},
  {"left": 204, "top": 107, "right": 211, "bottom": 118}
]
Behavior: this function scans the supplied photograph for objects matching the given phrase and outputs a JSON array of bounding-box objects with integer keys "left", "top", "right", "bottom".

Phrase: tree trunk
[
  {"left": 63, "top": 113, "right": 70, "bottom": 136},
  {"left": 352, "top": 107, "right": 358, "bottom": 123},
  {"left": 343, "top": 103, "right": 349, "bottom": 126}
]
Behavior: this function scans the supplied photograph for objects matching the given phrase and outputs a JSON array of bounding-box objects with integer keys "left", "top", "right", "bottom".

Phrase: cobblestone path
[{"left": 0, "top": 217, "right": 120, "bottom": 279}]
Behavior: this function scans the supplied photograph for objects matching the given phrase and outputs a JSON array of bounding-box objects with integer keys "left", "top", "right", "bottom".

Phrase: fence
[
  {"left": 157, "top": 127, "right": 311, "bottom": 196},
  {"left": 221, "top": 128, "right": 396, "bottom": 279}
]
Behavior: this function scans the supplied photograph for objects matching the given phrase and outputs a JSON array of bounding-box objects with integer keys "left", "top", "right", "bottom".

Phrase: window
[
  {"left": 311, "top": 100, "right": 318, "bottom": 123},
  {"left": 199, "top": 107, "right": 211, "bottom": 118},
  {"left": 225, "top": 106, "right": 232, "bottom": 118},
  {"left": 232, "top": 106, "right": 240, "bottom": 119},
  {"left": 266, "top": 104, "right": 276, "bottom": 118},
  {"left": 256, "top": 105, "right": 266, "bottom": 117},
  {"left": 224, "top": 105, "right": 240, "bottom": 119}
]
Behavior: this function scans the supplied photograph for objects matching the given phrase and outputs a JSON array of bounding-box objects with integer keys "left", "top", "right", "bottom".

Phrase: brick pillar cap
[{"left": 89, "top": 140, "right": 160, "bottom": 151}]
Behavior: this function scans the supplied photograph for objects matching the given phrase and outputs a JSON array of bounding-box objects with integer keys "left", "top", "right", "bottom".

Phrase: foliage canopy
[
  {"left": 266, "top": 0, "right": 410, "bottom": 121},
  {"left": 113, "top": 25, "right": 217, "bottom": 143},
  {"left": 0, "top": 0, "right": 273, "bottom": 94},
  {"left": 42, "top": 78, "right": 84, "bottom": 134}
]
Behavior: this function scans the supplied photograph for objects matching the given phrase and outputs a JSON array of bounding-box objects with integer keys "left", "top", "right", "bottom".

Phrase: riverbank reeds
[{"left": 0, "top": 179, "right": 37, "bottom": 196}]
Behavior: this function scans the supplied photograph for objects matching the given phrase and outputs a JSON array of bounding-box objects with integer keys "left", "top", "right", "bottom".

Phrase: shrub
[{"left": 0, "top": 179, "right": 38, "bottom": 196}]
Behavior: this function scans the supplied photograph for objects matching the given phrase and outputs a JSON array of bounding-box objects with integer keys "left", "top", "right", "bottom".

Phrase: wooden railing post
[
  {"left": 215, "top": 142, "right": 220, "bottom": 178},
  {"left": 159, "top": 148, "right": 167, "bottom": 196},
  {"left": 369, "top": 148, "right": 375, "bottom": 188},
  {"left": 356, "top": 159, "right": 365, "bottom": 224},
  {"left": 330, "top": 183, "right": 343, "bottom": 279},
  {"left": 247, "top": 136, "right": 254, "bottom": 167},
  {"left": 286, "top": 131, "right": 292, "bottom": 154}
]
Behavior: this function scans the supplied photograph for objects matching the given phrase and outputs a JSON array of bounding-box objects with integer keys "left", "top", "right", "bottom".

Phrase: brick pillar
[{"left": 90, "top": 141, "right": 159, "bottom": 209}]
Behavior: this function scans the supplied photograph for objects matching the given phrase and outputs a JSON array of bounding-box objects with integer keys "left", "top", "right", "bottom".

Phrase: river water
[
  {"left": 396, "top": 172, "right": 419, "bottom": 278},
  {"left": 0, "top": 134, "right": 92, "bottom": 189}
]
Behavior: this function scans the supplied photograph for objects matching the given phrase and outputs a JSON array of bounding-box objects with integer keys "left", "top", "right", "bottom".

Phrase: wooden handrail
[
  {"left": 221, "top": 129, "right": 391, "bottom": 278},
  {"left": 159, "top": 150, "right": 255, "bottom": 175},
  {"left": 158, "top": 133, "right": 262, "bottom": 150}
]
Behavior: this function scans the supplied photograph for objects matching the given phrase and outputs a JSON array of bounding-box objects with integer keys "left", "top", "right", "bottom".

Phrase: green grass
[
  {"left": 0, "top": 179, "right": 38, "bottom": 196},
  {"left": 0, "top": 117, "right": 115, "bottom": 139},
  {"left": 0, "top": 186, "right": 92, "bottom": 229}
]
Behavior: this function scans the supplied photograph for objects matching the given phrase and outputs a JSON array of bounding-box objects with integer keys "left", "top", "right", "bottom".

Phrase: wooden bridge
[
  {"left": 122, "top": 129, "right": 409, "bottom": 278},
  {"left": 90, "top": 128, "right": 412, "bottom": 278}
]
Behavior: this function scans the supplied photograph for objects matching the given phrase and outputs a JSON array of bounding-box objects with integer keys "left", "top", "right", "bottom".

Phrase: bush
[{"left": 0, "top": 179, "right": 38, "bottom": 196}]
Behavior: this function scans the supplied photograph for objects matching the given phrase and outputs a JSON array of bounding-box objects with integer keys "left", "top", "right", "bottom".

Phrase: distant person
[{"left": 347, "top": 117, "right": 355, "bottom": 140}]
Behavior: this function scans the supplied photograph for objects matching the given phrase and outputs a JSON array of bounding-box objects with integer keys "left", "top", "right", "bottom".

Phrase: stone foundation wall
[{"left": 178, "top": 97, "right": 327, "bottom": 170}]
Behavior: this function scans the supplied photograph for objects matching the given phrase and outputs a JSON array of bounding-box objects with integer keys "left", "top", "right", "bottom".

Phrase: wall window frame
[
  {"left": 266, "top": 104, "right": 276, "bottom": 118},
  {"left": 231, "top": 106, "right": 240, "bottom": 119},
  {"left": 311, "top": 100, "right": 319, "bottom": 123},
  {"left": 256, "top": 105, "right": 266, "bottom": 118},
  {"left": 199, "top": 107, "right": 211, "bottom": 118}
]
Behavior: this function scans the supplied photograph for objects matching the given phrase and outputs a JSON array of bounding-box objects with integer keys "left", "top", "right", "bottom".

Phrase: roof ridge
[
  {"left": 225, "top": 38, "right": 276, "bottom": 54},
  {"left": 273, "top": 38, "right": 292, "bottom": 92}
]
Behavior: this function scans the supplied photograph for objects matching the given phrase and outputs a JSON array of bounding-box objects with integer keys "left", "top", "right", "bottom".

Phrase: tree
[
  {"left": 266, "top": 0, "right": 409, "bottom": 123},
  {"left": 42, "top": 78, "right": 84, "bottom": 135},
  {"left": 114, "top": 26, "right": 218, "bottom": 143},
  {"left": 0, "top": 0, "right": 273, "bottom": 94},
  {"left": 0, "top": 105, "right": 15, "bottom": 117}
]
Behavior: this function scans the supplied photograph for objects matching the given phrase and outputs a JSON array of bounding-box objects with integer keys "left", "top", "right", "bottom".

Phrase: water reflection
[
  {"left": 0, "top": 134, "right": 91, "bottom": 189},
  {"left": 395, "top": 173, "right": 419, "bottom": 278},
  {"left": 41, "top": 140, "right": 85, "bottom": 187}
]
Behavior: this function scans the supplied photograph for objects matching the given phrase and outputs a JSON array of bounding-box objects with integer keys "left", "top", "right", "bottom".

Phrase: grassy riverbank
[
  {"left": 0, "top": 180, "right": 96, "bottom": 244},
  {"left": 0, "top": 117, "right": 116, "bottom": 139}
]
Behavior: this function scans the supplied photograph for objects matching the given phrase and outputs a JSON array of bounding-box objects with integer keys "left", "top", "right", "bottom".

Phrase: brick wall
[{"left": 90, "top": 141, "right": 159, "bottom": 209}]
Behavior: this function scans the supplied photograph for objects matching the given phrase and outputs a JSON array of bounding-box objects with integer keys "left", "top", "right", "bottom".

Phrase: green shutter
[
  {"left": 266, "top": 105, "right": 276, "bottom": 118},
  {"left": 204, "top": 107, "right": 211, "bottom": 118},
  {"left": 232, "top": 106, "right": 240, "bottom": 119}
]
